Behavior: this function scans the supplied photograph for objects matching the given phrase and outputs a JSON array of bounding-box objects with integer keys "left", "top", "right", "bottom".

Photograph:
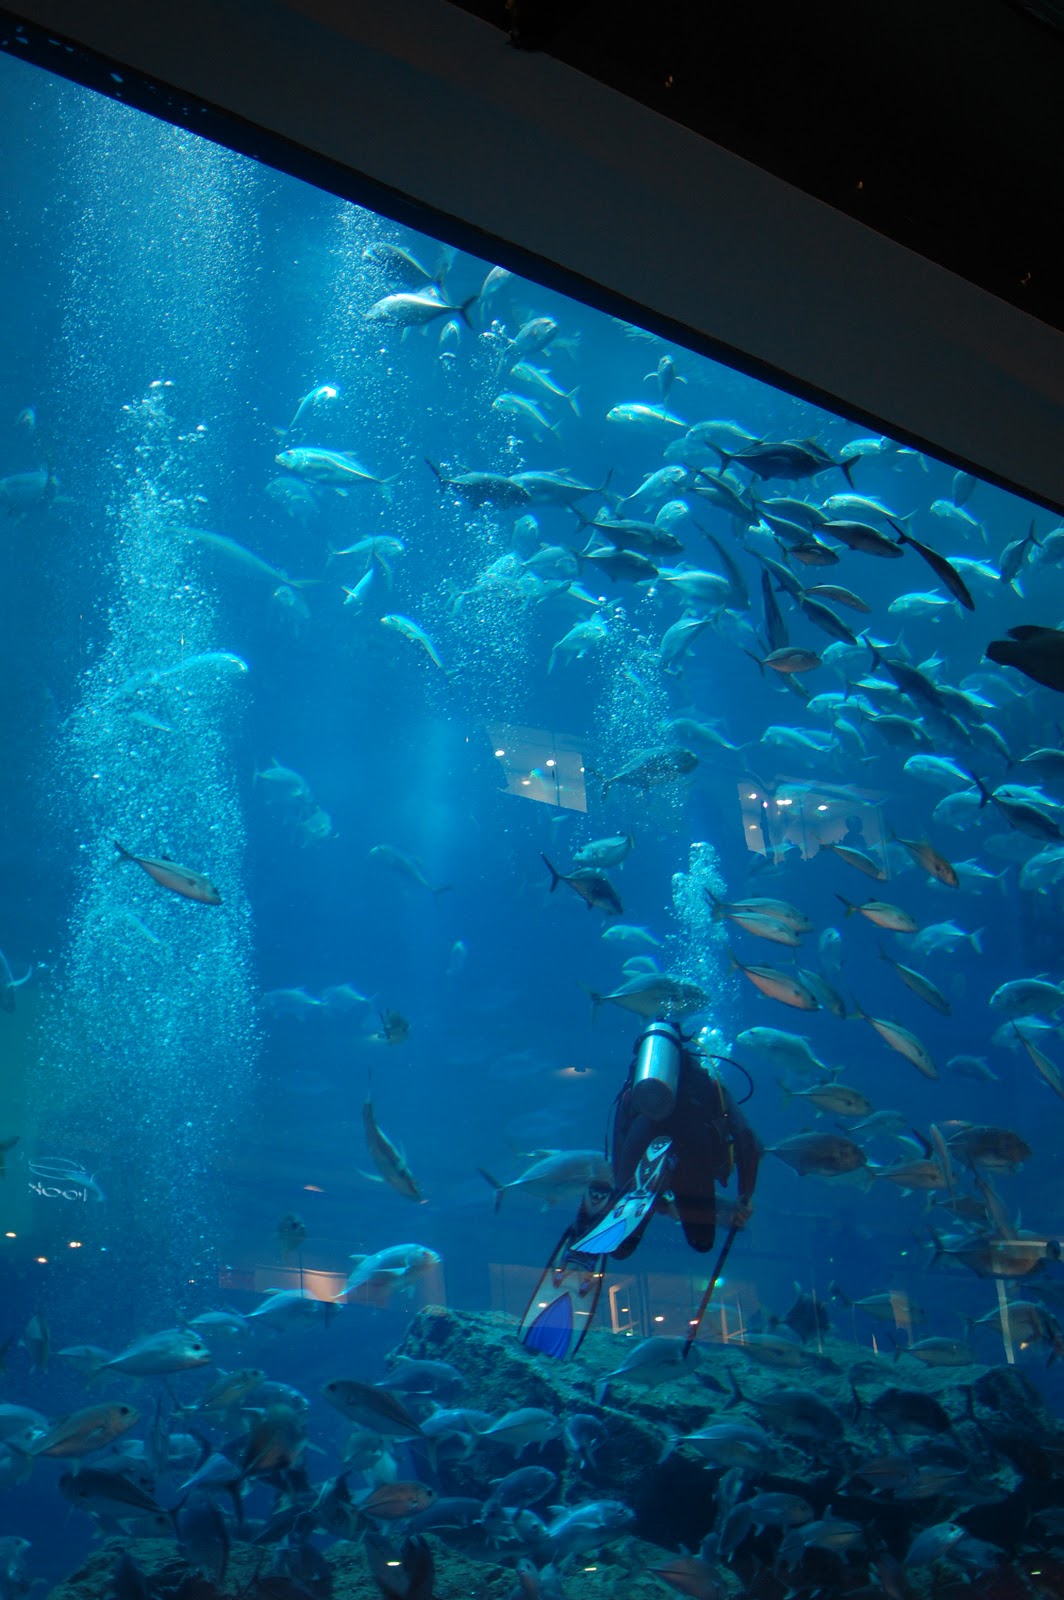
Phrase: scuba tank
[{"left": 630, "top": 1018, "right": 683, "bottom": 1119}]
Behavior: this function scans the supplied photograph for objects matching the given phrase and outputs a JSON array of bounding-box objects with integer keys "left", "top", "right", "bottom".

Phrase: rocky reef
[{"left": 42, "top": 1305, "right": 1064, "bottom": 1600}]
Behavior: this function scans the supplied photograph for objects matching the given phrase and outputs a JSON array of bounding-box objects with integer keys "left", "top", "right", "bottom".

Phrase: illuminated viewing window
[{"left": 489, "top": 724, "right": 588, "bottom": 810}]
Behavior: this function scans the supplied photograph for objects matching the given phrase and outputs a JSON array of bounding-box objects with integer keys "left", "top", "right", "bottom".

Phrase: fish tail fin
[
  {"left": 541, "top": 855, "right": 561, "bottom": 892},
  {"left": 834, "top": 893, "right": 856, "bottom": 916},
  {"left": 457, "top": 294, "right": 480, "bottom": 330},
  {"left": 970, "top": 928, "right": 985, "bottom": 955},
  {"left": 424, "top": 458, "right": 443, "bottom": 486},
  {"left": 431, "top": 883, "right": 453, "bottom": 900},
  {"left": 582, "top": 985, "right": 604, "bottom": 1021},
  {"left": 594, "top": 1379, "right": 609, "bottom": 1406},
  {"left": 567, "top": 386, "right": 582, "bottom": 418},
  {"left": 965, "top": 770, "right": 992, "bottom": 807},
  {"left": 743, "top": 649, "right": 765, "bottom": 677},
  {"left": 112, "top": 840, "right": 134, "bottom": 863},
  {"left": 596, "top": 466, "right": 618, "bottom": 507},
  {"left": 840, "top": 454, "right": 860, "bottom": 489},
  {"left": 777, "top": 1077, "right": 792, "bottom": 1107},
  {"left": 476, "top": 1169, "right": 504, "bottom": 1213},
  {"left": 724, "top": 1369, "right": 745, "bottom": 1410},
  {"left": 702, "top": 887, "right": 725, "bottom": 920},
  {"left": 828, "top": 1280, "right": 851, "bottom": 1306},
  {"left": 656, "top": 1426, "right": 678, "bottom": 1464}
]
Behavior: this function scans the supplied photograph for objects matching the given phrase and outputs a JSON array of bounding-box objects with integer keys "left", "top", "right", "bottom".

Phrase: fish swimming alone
[
  {"left": 542, "top": 856, "right": 623, "bottom": 916},
  {"left": 112, "top": 842, "right": 222, "bottom": 905},
  {"left": 362, "top": 1090, "right": 424, "bottom": 1203}
]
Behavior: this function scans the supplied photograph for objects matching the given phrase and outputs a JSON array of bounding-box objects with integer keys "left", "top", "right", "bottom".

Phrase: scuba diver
[{"left": 520, "top": 1019, "right": 760, "bottom": 1360}]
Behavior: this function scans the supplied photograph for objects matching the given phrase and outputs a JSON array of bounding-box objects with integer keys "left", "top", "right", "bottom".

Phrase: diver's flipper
[
  {"left": 571, "top": 1136, "right": 673, "bottom": 1257},
  {"left": 518, "top": 1229, "right": 605, "bottom": 1360}
]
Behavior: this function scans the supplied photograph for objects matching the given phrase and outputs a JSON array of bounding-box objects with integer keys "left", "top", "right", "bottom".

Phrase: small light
[
  {"left": 546, "top": 759, "right": 556, "bottom": 768},
  {"left": 538, "top": 1302, "right": 548, "bottom": 1309},
  {"left": 816, "top": 803, "right": 829, "bottom": 812},
  {"left": 36, "top": 1256, "right": 48, "bottom": 1264},
  {"left": 777, "top": 797, "right": 792, "bottom": 807},
  {"left": 747, "top": 792, "right": 758, "bottom": 800},
  {"left": 584, "top": 1567, "right": 598, "bottom": 1573},
  {"left": 386, "top": 1561, "right": 402, "bottom": 1569},
  {"left": 654, "top": 1315, "right": 665, "bottom": 1323},
  {"left": 689, "top": 1318, "right": 698, "bottom": 1325},
  {"left": 304, "top": 1184, "right": 323, "bottom": 1193},
  {"left": 68, "top": 1240, "right": 83, "bottom": 1249},
  {"left": 494, "top": 749, "right": 506, "bottom": 758},
  {"left": 748, "top": 824, "right": 758, "bottom": 831},
  {"left": 620, "top": 1307, "right": 629, "bottom": 1314},
  {"left": 521, "top": 778, "right": 531, "bottom": 786},
  {"left": 4, "top": 1232, "right": 15, "bottom": 1239}
]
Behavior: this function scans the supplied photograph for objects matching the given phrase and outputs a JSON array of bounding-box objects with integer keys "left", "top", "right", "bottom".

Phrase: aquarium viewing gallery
[{"left": 3, "top": 31, "right": 1064, "bottom": 1600}]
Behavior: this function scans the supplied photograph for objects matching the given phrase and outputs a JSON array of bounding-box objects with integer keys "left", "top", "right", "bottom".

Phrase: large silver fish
[
  {"left": 362, "top": 1094, "right": 423, "bottom": 1203},
  {"left": 113, "top": 842, "right": 221, "bottom": 906}
]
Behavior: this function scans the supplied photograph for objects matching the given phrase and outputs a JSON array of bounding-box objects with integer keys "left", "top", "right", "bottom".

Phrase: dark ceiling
[{"left": 451, "top": 0, "right": 1064, "bottom": 335}]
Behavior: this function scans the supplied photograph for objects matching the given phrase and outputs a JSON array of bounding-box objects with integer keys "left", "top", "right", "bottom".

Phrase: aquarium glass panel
[{"left": 2, "top": 34, "right": 1063, "bottom": 1597}]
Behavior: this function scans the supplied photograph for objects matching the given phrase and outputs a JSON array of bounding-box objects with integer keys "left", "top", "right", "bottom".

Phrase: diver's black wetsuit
[
  {"left": 519, "top": 1030, "right": 761, "bottom": 1360},
  {"left": 578, "top": 1044, "right": 760, "bottom": 1258}
]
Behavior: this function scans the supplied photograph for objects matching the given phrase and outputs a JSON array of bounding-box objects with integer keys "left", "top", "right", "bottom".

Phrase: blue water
[{"left": 2, "top": 40, "right": 1064, "bottom": 1595}]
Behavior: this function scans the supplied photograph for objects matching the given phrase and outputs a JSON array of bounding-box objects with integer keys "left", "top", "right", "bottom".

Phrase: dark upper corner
[{"left": 449, "top": 0, "right": 1064, "bottom": 335}]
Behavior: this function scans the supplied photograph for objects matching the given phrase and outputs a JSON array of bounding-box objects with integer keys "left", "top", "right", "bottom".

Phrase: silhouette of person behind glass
[{"left": 840, "top": 813, "right": 867, "bottom": 849}]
